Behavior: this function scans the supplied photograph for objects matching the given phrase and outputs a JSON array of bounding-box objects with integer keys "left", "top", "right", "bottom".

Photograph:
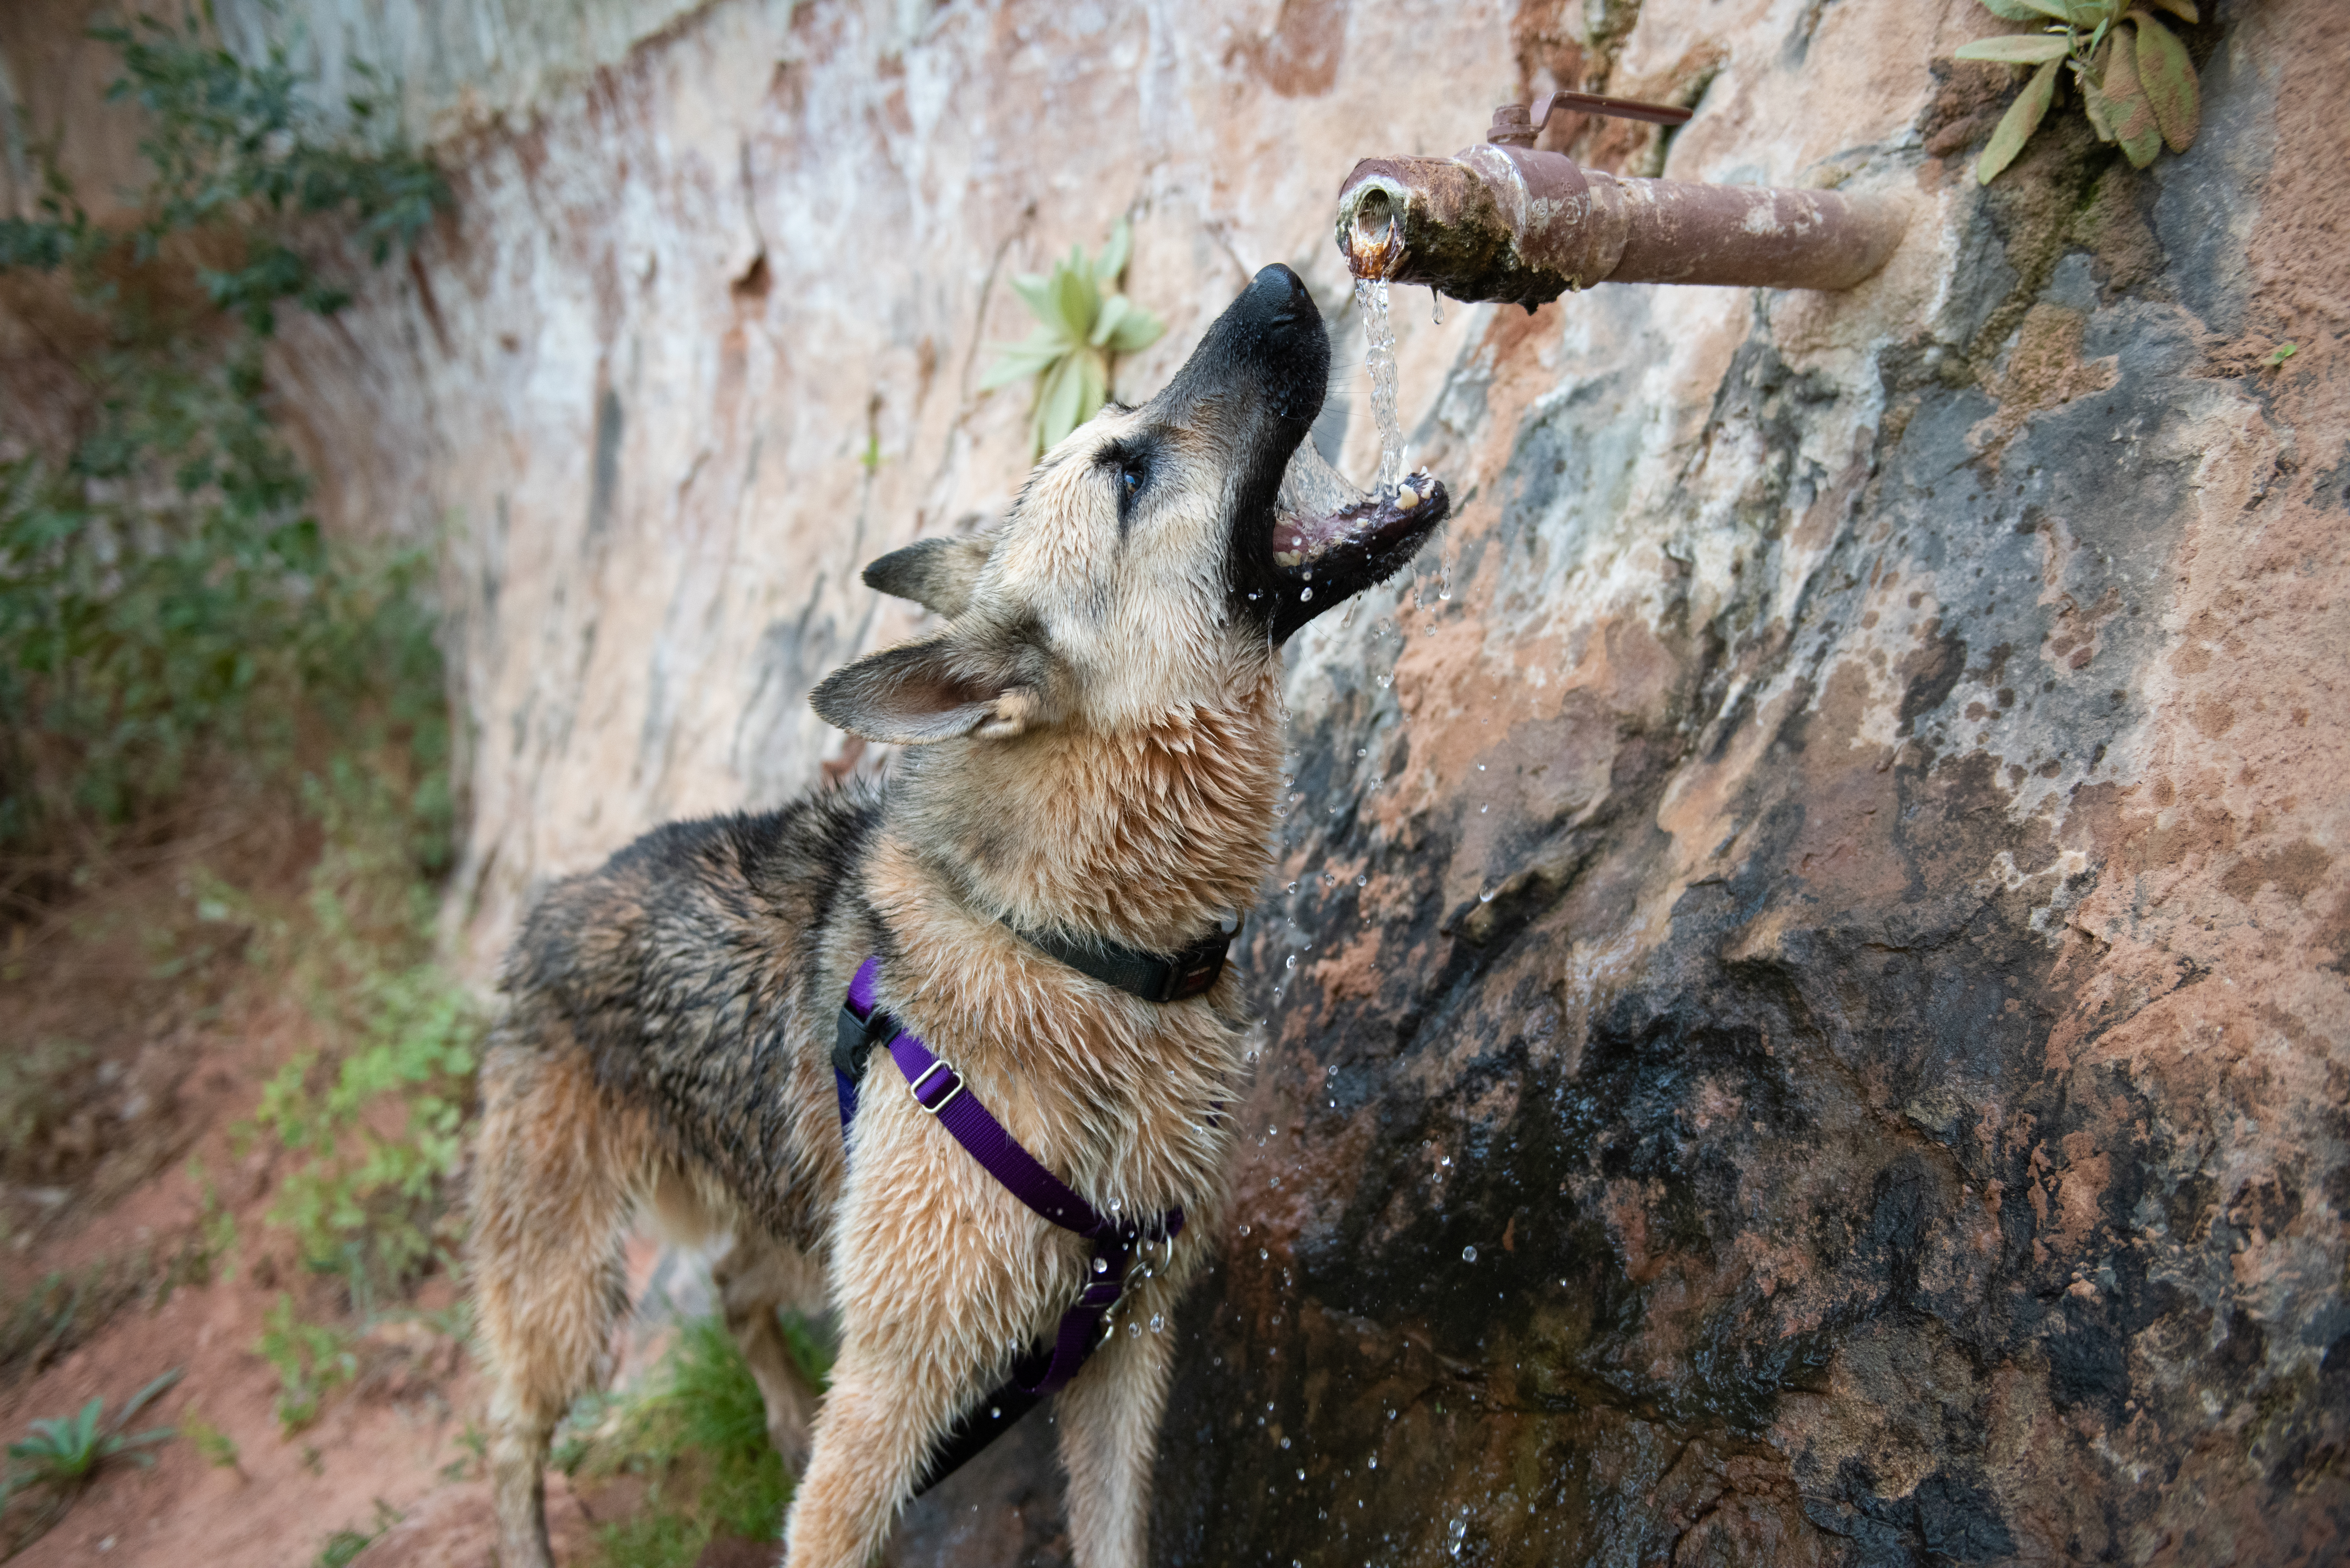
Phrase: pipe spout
[{"left": 1337, "top": 101, "right": 1908, "bottom": 309}]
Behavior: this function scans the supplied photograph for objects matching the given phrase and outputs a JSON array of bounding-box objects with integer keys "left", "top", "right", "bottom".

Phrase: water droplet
[
  {"left": 991, "top": 1406, "right": 1001, "bottom": 1418},
  {"left": 1430, "top": 289, "right": 1444, "bottom": 324},
  {"left": 1462, "top": 1245, "right": 1478, "bottom": 1263},
  {"left": 1285, "top": 954, "right": 1298, "bottom": 969},
  {"left": 1238, "top": 1223, "right": 1250, "bottom": 1237},
  {"left": 1355, "top": 874, "right": 1367, "bottom": 886},
  {"left": 1150, "top": 1312, "right": 1164, "bottom": 1333},
  {"left": 1286, "top": 880, "right": 1299, "bottom": 893},
  {"left": 1259, "top": 1248, "right": 1270, "bottom": 1261},
  {"left": 1368, "top": 1455, "right": 1377, "bottom": 1469},
  {"left": 1376, "top": 673, "right": 1393, "bottom": 689},
  {"left": 1280, "top": 1436, "right": 1292, "bottom": 1450},
  {"left": 1129, "top": 1320, "right": 1142, "bottom": 1337},
  {"left": 1479, "top": 884, "right": 1497, "bottom": 903},
  {"left": 1296, "top": 1467, "right": 1307, "bottom": 1481},
  {"left": 1093, "top": 1257, "right": 1110, "bottom": 1274},
  {"left": 1356, "top": 747, "right": 1368, "bottom": 757},
  {"left": 1300, "top": 586, "right": 1313, "bottom": 602}
]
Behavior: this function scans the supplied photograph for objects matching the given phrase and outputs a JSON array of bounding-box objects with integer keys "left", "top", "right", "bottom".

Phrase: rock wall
[{"left": 8, "top": 0, "right": 2346, "bottom": 1562}]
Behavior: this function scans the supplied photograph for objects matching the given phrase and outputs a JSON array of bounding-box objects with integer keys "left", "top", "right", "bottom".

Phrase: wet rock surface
[{"left": 1153, "top": 5, "right": 2349, "bottom": 1563}]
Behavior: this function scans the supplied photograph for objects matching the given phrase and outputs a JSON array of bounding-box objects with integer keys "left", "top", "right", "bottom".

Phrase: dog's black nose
[
  {"left": 1153, "top": 260, "right": 1330, "bottom": 445},
  {"left": 1239, "top": 263, "right": 1316, "bottom": 328},
  {"left": 1185, "top": 263, "right": 1326, "bottom": 423}
]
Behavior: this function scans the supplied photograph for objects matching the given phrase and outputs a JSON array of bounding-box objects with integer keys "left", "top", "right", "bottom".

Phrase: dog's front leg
[
  {"left": 780, "top": 1336, "right": 984, "bottom": 1565},
  {"left": 783, "top": 1122, "right": 1039, "bottom": 1567},
  {"left": 1055, "top": 1297, "right": 1179, "bottom": 1568}
]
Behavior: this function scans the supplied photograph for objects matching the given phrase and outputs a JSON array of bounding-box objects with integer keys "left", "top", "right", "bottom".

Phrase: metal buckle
[
  {"left": 908, "top": 1059, "right": 964, "bottom": 1115},
  {"left": 1159, "top": 930, "right": 1232, "bottom": 1002}
]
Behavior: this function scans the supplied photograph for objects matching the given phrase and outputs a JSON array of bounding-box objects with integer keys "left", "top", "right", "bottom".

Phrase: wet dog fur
[{"left": 470, "top": 264, "right": 1440, "bottom": 1568}]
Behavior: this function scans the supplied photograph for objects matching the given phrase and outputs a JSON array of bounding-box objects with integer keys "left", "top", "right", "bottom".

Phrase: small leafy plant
[
  {"left": 559, "top": 1314, "right": 834, "bottom": 1566},
  {"left": 981, "top": 220, "right": 1165, "bottom": 456},
  {"left": 0, "top": 1368, "right": 182, "bottom": 1545},
  {"left": 257, "top": 1293, "right": 357, "bottom": 1433},
  {"left": 248, "top": 955, "right": 477, "bottom": 1293},
  {"left": 316, "top": 1500, "right": 403, "bottom": 1568},
  {"left": 1959, "top": 0, "right": 2201, "bottom": 185},
  {"left": 178, "top": 1405, "right": 241, "bottom": 1471}
]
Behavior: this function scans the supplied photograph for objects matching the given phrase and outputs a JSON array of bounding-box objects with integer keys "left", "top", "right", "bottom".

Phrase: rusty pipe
[{"left": 1336, "top": 102, "right": 1907, "bottom": 309}]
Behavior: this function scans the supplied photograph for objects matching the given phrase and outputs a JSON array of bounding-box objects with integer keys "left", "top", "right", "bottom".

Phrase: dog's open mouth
[
  {"left": 1263, "top": 441, "right": 1450, "bottom": 634},
  {"left": 1272, "top": 471, "right": 1450, "bottom": 586}
]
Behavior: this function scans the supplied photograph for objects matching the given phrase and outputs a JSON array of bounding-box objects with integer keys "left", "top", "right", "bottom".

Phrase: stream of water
[
  {"left": 1354, "top": 277, "right": 1405, "bottom": 489},
  {"left": 1353, "top": 276, "right": 1451, "bottom": 604}
]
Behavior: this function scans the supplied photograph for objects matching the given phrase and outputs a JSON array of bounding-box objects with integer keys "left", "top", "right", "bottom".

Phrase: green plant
[
  {"left": 0, "top": 5, "right": 448, "bottom": 853},
  {"left": 980, "top": 220, "right": 1165, "bottom": 456},
  {"left": 0, "top": 1368, "right": 180, "bottom": 1508},
  {"left": 256, "top": 1293, "right": 356, "bottom": 1432},
  {"left": 249, "top": 960, "right": 476, "bottom": 1293},
  {"left": 0, "top": 1253, "right": 159, "bottom": 1384},
  {"left": 561, "top": 1314, "right": 830, "bottom": 1564},
  {"left": 178, "top": 1405, "right": 240, "bottom": 1470},
  {"left": 188, "top": 1158, "right": 242, "bottom": 1285},
  {"left": 1960, "top": 1, "right": 2201, "bottom": 184},
  {"left": 316, "top": 1499, "right": 402, "bottom": 1568}
]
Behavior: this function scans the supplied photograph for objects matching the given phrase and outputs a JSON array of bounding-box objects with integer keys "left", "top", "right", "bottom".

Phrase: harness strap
[{"left": 834, "top": 955, "right": 1185, "bottom": 1492}]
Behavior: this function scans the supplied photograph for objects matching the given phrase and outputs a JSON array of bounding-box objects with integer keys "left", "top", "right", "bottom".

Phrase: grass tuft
[{"left": 559, "top": 1313, "right": 832, "bottom": 1565}]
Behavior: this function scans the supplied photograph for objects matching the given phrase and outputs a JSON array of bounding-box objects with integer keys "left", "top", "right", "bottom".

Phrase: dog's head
[{"left": 814, "top": 263, "right": 1446, "bottom": 745}]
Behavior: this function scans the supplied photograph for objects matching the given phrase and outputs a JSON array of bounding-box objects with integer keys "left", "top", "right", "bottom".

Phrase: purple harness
[{"left": 834, "top": 954, "right": 1186, "bottom": 1489}]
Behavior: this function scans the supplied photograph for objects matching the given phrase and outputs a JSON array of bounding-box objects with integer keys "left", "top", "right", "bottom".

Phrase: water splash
[{"left": 1354, "top": 276, "right": 1405, "bottom": 488}]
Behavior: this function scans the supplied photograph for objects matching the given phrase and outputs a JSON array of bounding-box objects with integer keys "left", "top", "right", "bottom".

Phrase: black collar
[{"left": 1000, "top": 914, "right": 1240, "bottom": 1004}]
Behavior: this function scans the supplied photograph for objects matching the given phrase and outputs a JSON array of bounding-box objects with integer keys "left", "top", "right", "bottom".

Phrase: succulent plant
[
  {"left": 981, "top": 220, "right": 1165, "bottom": 456},
  {"left": 1959, "top": 0, "right": 2201, "bottom": 185},
  {"left": 1, "top": 1363, "right": 182, "bottom": 1514}
]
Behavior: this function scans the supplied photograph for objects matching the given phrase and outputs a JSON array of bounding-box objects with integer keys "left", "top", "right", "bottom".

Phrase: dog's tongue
[{"left": 1271, "top": 441, "right": 1450, "bottom": 594}]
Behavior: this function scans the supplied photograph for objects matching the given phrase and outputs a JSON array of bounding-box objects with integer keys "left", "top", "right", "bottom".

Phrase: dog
[{"left": 469, "top": 262, "right": 1447, "bottom": 1568}]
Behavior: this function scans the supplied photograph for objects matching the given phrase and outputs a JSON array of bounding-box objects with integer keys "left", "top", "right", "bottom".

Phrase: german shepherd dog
[{"left": 471, "top": 263, "right": 1445, "bottom": 1568}]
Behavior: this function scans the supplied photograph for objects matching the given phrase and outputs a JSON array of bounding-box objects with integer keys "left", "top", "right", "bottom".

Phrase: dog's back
[{"left": 497, "top": 790, "right": 879, "bottom": 1243}]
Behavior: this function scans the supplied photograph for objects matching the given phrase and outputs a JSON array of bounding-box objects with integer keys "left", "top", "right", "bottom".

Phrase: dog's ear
[
  {"left": 809, "top": 629, "right": 1048, "bottom": 744},
  {"left": 861, "top": 535, "right": 993, "bottom": 618}
]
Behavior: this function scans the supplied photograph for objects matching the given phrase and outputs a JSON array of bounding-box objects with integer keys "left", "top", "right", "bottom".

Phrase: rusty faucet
[{"left": 1336, "top": 91, "right": 1908, "bottom": 308}]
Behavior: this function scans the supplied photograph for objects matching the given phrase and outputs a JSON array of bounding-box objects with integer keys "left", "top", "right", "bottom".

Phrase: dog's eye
[{"left": 1111, "top": 451, "right": 1150, "bottom": 528}]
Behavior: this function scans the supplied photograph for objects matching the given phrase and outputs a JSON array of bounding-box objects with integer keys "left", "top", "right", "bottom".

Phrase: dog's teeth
[{"left": 1394, "top": 484, "right": 1420, "bottom": 510}]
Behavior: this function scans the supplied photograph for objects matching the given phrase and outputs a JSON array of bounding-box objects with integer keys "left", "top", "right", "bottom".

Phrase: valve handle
[{"left": 1487, "top": 90, "right": 1693, "bottom": 146}]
